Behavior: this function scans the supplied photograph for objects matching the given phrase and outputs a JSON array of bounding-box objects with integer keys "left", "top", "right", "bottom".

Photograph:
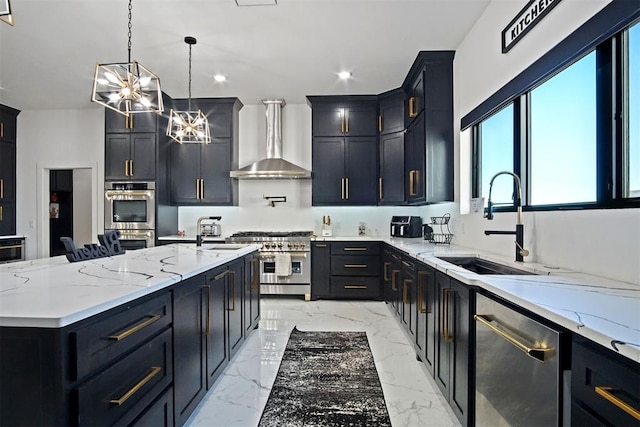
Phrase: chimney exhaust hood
[{"left": 230, "top": 99, "right": 311, "bottom": 179}]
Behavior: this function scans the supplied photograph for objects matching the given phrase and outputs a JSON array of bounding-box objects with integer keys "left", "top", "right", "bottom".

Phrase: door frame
[{"left": 36, "top": 162, "right": 100, "bottom": 258}]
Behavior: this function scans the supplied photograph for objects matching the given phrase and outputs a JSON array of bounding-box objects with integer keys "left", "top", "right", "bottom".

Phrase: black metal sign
[
  {"left": 502, "top": 0, "right": 563, "bottom": 53},
  {"left": 61, "top": 230, "right": 125, "bottom": 263}
]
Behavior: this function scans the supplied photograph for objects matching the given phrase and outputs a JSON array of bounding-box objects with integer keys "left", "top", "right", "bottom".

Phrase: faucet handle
[{"left": 514, "top": 240, "right": 529, "bottom": 257}]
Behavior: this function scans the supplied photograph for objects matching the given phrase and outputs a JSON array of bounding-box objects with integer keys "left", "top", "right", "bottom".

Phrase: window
[
  {"left": 477, "top": 104, "right": 514, "bottom": 205},
  {"left": 470, "top": 17, "right": 640, "bottom": 211},
  {"left": 627, "top": 22, "right": 640, "bottom": 198},
  {"left": 530, "top": 52, "right": 597, "bottom": 205}
]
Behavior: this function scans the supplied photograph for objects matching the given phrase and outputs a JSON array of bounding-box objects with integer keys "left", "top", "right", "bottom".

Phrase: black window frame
[{"left": 467, "top": 0, "right": 640, "bottom": 212}]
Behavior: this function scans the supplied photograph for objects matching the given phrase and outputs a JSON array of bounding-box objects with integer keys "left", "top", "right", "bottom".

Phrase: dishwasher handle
[{"left": 475, "top": 314, "right": 555, "bottom": 363}]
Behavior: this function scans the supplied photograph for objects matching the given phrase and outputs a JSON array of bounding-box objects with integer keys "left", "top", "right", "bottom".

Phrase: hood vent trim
[{"left": 230, "top": 99, "right": 311, "bottom": 179}]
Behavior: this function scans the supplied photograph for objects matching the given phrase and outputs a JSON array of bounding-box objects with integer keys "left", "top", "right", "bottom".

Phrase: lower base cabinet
[
  {"left": 571, "top": 337, "right": 640, "bottom": 426},
  {"left": 313, "top": 241, "right": 382, "bottom": 299},
  {"left": 434, "top": 272, "right": 473, "bottom": 426}
]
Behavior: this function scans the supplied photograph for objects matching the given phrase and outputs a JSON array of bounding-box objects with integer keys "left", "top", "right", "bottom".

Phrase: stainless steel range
[{"left": 226, "top": 231, "right": 312, "bottom": 299}]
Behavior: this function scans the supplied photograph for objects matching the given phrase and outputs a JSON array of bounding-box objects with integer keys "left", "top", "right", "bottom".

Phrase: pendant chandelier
[
  {"left": 0, "top": 0, "right": 13, "bottom": 25},
  {"left": 91, "top": 0, "right": 163, "bottom": 116},
  {"left": 167, "top": 36, "right": 211, "bottom": 144}
]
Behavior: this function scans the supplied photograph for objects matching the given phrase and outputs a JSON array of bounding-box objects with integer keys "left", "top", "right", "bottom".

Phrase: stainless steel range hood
[{"left": 230, "top": 99, "right": 311, "bottom": 179}]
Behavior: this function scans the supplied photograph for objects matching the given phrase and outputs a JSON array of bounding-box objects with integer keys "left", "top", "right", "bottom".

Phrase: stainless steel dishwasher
[{"left": 475, "top": 293, "right": 567, "bottom": 426}]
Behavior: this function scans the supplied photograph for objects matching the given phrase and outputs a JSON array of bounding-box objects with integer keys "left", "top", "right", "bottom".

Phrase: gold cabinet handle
[
  {"left": 0, "top": 205, "right": 3, "bottom": 221},
  {"left": 196, "top": 179, "right": 200, "bottom": 199},
  {"left": 474, "top": 314, "right": 555, "bottom": 363},
  {"left": 108, "top": 314, "right": 161, "bottom": 341},
  {"left": 441, "top": 289, "right": 454, "bottom": 343},
  {"left": 341, "top": 110, "right": 345, "bottom": 133},
  {"left": 124, "top": 160, "right": 129, "bottom": 176},
  {"left": 345, "top": 114, "right": 349, "bottom": 133},
  {"left": 418, "top": 271, "right": 429, "bottom": 314},
  {"left": 109, "top": 366, "right": 161, "bottom": 405},
  {"left": 203, "top": 285, "right": 211, "bottom": 335},
  {"left": 252, "top": 258, "right": 260, "bottom": 291},
  {"left": 403, "top": 279, "right": 410, "bottom": 305},
  {"left": 379, "top": 177, "right": 383, "bottom": 200},
  {"left": 314, "top": 244, "right": 327, "bottom": 248},
  {"left": 344, "top": 285, "right": 368, "bottom": 289},
  {"left": 383, "top": 262, "right": 390, "bottom": 281},
  {"left": 227, "top": 270, "right": 236, "bottom": 311},
  {"left": 409, "top": 96, "right": 417, "bottom": 118},
  {"left": 345, "top": 177, "right": 349, "bottom": 199},
  {"left": 0, "top": 244, "right": 22, "bottom": 250},
  {"left": 124, "top": 114, "right": 134, "bottom": 129},
  {"left": 129, "top": 160, "right": 134, "bottom": 176},
  {"left": 594, "top": 386, "right": 640, "bottom": 420},
  {"left": 0, "top": 178, "right": 4, "bottom": 199},
  {"left": 391, "top": 270, "right": 399, "bottom": 291},
  {"left": 343, "top": 247, "right": 367, "bottom": 251},
  {"left": 200, "top": 179, "right": 205, "bottom": 200},
  {"left": 0, "top": 122, "right": 3, "bottom": 138},
  {"left": 341, "top": 178, "right": 345, "bottom": 200},
  {"left": 344, "top": 264, "right": 367, "bottom": 268},
  {"left": 409, "top": 170, "right": 417, "bottom": 196},
  {"left": 402, "top": 260, "right": 414, "bottom": 268},
  {"left": 378, "top": 115, "right": 383, "bottom": 132},
  {"left": 214, "top": 270, "right": 228, "bottom": 281}
]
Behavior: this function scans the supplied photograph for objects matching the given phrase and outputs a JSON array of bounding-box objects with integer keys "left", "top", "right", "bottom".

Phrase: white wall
[
  {"left": 17, "top": 109, "right": 103, "bottom": 259},
  {"left": 453, "top": 0, "right": 640, "bottom": 285}
]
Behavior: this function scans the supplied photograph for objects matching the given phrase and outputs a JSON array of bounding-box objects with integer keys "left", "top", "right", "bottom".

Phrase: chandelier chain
[
  {"left": 188, "top": 43, "right": 193, "bottom": 111},
  {"left": 127, "top": 0, "right": 132, "bottom": 63}
]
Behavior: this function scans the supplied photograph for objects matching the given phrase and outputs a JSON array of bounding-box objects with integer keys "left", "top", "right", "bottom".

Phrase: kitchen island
[{"left": 0, "top": 243, "right": 260, "bottom": 426}]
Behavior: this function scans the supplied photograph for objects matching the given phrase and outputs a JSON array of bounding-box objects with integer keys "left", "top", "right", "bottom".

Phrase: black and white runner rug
[{"left": 258, "top": 327, "right": 392, "bottom": 426}]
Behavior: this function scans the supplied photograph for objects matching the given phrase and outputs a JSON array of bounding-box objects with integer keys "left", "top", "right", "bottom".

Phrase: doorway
[{"left": 37, "top": 164, "right": 98, "bottom": 259}]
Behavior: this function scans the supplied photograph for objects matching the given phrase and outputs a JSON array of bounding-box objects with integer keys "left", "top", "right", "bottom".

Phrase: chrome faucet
[
  {"left": 196, "top": 216, "right": 222, "bottom": 247},
  {"left": 484, "top": 171, "right": 528, "bottom": 262}
]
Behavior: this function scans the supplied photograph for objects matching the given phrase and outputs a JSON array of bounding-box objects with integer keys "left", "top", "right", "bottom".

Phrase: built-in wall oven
[
  {"left": 105, "top": 182, "right": 155, "bottom": 248},
  {"left": 226, "top": 231, "right": 312, "bottom": 298},
  {"left": 0, "top": 237, "right": 25, "bottom": 263},
  {"left": 105, "top": 182, "right": 155, "bottom": 230}
]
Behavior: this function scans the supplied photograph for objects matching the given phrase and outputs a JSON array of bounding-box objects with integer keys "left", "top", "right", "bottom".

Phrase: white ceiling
[{"left": 0, "top": 0, "right": 491, "bottom": 111}]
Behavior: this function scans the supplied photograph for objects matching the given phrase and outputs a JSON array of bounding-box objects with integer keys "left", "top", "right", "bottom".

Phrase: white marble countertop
[
  {"left": 158, "top": 235, "right": 226, "bottom": 241},
  {"left": 314, "top": 235, "right": 640, "bottom": 363},
  {"left": 0, "top": 243, "right": 259, "bottom": 328}
]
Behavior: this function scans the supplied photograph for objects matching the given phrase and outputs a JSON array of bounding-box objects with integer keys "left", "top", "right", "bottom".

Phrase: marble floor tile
[{"left": 185, "top": 297, "right": 461, "bottom": 427}]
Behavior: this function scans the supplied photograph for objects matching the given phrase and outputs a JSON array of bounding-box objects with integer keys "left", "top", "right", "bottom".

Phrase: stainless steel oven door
[
  {"left": 0, "top": 238, "right": 25, "bottom": 263},
  {"left": 104, "top": 188, "right": 155, "bottom": 230},
  {"left": 112, "top": 230, "right": 155, "bottom": 250},
  {"left": 259, "top": 252, "right": 310, "bottom": 284}
]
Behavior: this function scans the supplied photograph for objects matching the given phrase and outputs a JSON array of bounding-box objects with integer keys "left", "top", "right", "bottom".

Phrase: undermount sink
[
  {"left": 435, "top": 256, "right": 536, "bottom": 275},
  {"left": 203, "top": 244, "right": 250, "bottom": 250}
]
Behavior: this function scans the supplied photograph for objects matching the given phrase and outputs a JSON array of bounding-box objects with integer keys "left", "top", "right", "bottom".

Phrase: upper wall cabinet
[
  {"left": 378, "top": 89, "right": 405, "bottom": 135},
  {"left": 309, "top": 97, "right": 378, "bottom": 138},
  {"left": 402, "top": 51, "right": 455, "bottom": 204},
  {"left": 308, "top": 96, "right": 379, "bottom": 206},
  {"left": 104, "top": 107, "right": 160, "bottom": 181},
  {"left": 0, "top": 104, "right": 20, "bottom": 236},
  {"left": 105, "top": 109, "right": 158, "bottom": 134},
  {"left": 169, "top": 98, "right": 242, "bottom": 206}
]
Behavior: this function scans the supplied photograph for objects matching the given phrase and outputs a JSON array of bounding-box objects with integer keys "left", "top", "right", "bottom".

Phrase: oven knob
[
  {"left": 277, "top": 242, "right": 283, "bottom": 249},
  {"left": 286, "top": 242, "right": 291, "bottom": 249}
]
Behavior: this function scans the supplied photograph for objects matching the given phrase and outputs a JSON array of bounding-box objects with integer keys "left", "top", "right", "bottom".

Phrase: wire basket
[{"left": 428, "top": 213, "right": 453, "bottom": 244}]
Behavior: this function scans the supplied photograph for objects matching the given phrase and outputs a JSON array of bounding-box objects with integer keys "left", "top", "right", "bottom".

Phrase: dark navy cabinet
[
  {"left": 169, "top": 98, "right": 241, "bottom": 206},
  {"left": 402, "top": 52, "right": 455, "bottom": 204},
  {"left": 378, "top": 90, "right": 406, "bottom": 205},
  {"left": 0, "top": 104, "right": 19, "bottom": 236},
  {"left": 105, "top": 133, "right": 157, "bottom": 181},
  {"left": 311, "top": 242, "right": 331, "bottom": 299},
  {"left": 309, "top": 96, "right": 378, "bottom": 206}
]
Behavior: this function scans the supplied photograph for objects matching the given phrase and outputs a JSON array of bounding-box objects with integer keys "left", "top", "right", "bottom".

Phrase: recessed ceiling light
[
  {"left": 338, "top": 71, "right": 352, "bottom": 80},
  {"left": 213, "top": 74, "right": 226, "bottom": 82}
]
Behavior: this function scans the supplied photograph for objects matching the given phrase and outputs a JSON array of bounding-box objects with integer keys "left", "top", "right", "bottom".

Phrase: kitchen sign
[{"left": 502, "top": 0, "right": 563, "bottom": 53}]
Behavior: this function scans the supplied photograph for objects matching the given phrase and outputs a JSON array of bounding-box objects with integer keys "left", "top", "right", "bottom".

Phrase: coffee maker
[{"left": 390, "top": 216, "right": 423, "bottom": 238}]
